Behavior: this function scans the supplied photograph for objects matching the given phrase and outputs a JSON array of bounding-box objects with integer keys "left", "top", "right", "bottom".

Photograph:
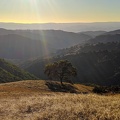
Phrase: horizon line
[{"left": 1, "top": 21, "right": 120, "bottom": 24}]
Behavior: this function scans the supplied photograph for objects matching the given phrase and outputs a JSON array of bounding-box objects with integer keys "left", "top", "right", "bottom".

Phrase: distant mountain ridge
[
  {"left": 1, "top": 28, "right": 120, "bottom": 60},
  {"left": 79, "top": 31, "right": 106, "bottom": 38},
  {"left": 14, "top": 30, "right": 91, "bottom": 49},
  {"left": 104, "top": 29, "right": 120, "bottom": 35},
  {"left": 88, "top": 34, "right": 120, "bottom": 44},
  {"left": 0, "top": 34, "right": 50, "bottom": 59},
  {"left": 1, "top": 22, "right": 120, "bottom": 32},
  {"left": 53, "top": 29, "right": 120, "bottom": 56},
  {"left": 0, "top": 28, "right": 13, "bottom": 35},
  {"left": 0, "top": 28, "right": 91, "bottom": 59}
]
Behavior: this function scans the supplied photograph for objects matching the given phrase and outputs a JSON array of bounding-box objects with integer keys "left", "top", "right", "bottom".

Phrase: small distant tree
[{"left": 44, "top": 60, "right": 77, "bottom": 85}]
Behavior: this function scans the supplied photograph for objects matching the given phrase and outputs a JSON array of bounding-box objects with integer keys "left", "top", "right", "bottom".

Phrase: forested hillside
[
  {"left": 0, "top": 59, "right": 38, "bottom": 83},
  {"left": 21, "top": 42, "right": 120, "bottom": 86},
  {"left": 55, "top": 42, "right": 120, "bottom": 56}
]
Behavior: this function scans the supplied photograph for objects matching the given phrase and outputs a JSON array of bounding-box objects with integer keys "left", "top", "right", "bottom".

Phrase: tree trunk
[{"left": 60, "top": 78, "right": 63, "bottom": 85}]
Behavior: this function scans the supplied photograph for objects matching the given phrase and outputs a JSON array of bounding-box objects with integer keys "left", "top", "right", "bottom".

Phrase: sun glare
[{"left": 19, "top": 0, "right": 52, "bottom": 57}]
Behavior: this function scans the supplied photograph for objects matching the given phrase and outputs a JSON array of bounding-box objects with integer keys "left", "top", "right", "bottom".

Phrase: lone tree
[{"left": 44, "top": 60, "right": 77, "bottom": 85}]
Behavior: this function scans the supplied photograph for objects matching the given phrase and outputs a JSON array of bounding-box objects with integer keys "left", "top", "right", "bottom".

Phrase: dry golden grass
[
  {"left": 0, "top": 80, "right": 119, "bottom": 120},
  {"left": 0, "top": 80, "right": 93, "bottom": 98}
]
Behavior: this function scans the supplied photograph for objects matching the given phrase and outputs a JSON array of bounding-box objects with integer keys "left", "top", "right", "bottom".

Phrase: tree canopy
[{"left": 44, "top": 60, "right": 77, "bottom": 85}]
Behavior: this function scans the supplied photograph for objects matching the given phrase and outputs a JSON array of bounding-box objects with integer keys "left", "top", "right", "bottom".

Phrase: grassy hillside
[
  {"left": 0, "top": 67, "right": 20, "bottom": 83},
  {"left": 0, "top": 80, "right": 93, "bottom": 94},
  {"left": 0, "top": 59, "right": 38, "bottom": 83},
  {"left": 0, "top": 80, "right": 119, "bottom": 120}
]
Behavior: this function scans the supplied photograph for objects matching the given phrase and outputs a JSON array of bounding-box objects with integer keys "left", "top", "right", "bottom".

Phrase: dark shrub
[{"left": 93, "top": 86, "right": 120, "bottom": 94}]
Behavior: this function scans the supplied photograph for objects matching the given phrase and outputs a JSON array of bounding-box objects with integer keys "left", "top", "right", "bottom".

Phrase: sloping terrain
[
  {"left": 0, "top": 80, "right": 93, "bottom": 95},
  {"left": 79, "top": 31, "right": 106, "bottom": 38},
  {"left": 0, "top": 28, "right": 13, "bottom": 35},
  {"left": 55, "top": 42, "right": 120, "bottom": 56},
  {"left": 21, "top": 43, "right": 120, "bottom": 86},
  {"left": 104, "top": 29, "right": 120, "bottom": 35},
  {"left": 15, "top": 30, "right": 92, "bottom": 49},
  {"left": 0, "top": 28, "right": 91, "bottom": 60},
  {"left": 0, "top": 59, "right": 38, "bottom": 83},
  {"left": 0, "top": 34, "right": 52, "bottom": 59},
  {"left": 0, "top": 80, "right": 119, "bottom": 120},
  {"left": 88, "top": 34, "right": 120, "bottom": 44}
]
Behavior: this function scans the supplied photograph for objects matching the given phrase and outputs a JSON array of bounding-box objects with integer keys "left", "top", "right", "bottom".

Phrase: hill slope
[
  {"left": 0, "top": 34, "right": 53, "bottom": 59},
  {"left": 21, "top": 43, "right": 120, "bottom": 86},
  {"left": 0, "top": 80, "right": 93, "bottom": 95},
  {"left": 55, "top": 42, "right": 120, "bottom": 56},
  {"left": 104, "top": 29, "right": 120, "bottom": 35},
  {"left": 0, "top": 59, "right": 38, "bottom": 83},
  {"left": 0, "top": 28, "right": 13, "bottom": 35},
  {"left": 79, "top": 31, "right": 106, "bottom": 38},
  {"left": 88, "top": 34, "right": 120, "bottom": 44},
  {"left": 0, "top": 29, "right": 91, "bottom": 59},
  {"left": 0, "top": 80, "right": 119, "bottom": 120},
  {"left": 14, "top": 30, "right": 92, "bottom": 49}
]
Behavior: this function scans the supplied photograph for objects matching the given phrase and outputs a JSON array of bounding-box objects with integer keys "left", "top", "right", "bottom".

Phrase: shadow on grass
[{"left": 45, "top": 81, "right": 78, "bottom": 93}]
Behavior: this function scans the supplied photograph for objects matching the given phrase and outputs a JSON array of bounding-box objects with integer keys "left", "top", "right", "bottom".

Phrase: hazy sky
[{"left": 0, "top": 0, "right": 120, "bottom": 23}]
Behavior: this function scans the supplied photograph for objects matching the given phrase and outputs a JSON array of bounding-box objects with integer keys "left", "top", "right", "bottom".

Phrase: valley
[{"left": 0, "top": 28, "right": 120, "bottom": 86}]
